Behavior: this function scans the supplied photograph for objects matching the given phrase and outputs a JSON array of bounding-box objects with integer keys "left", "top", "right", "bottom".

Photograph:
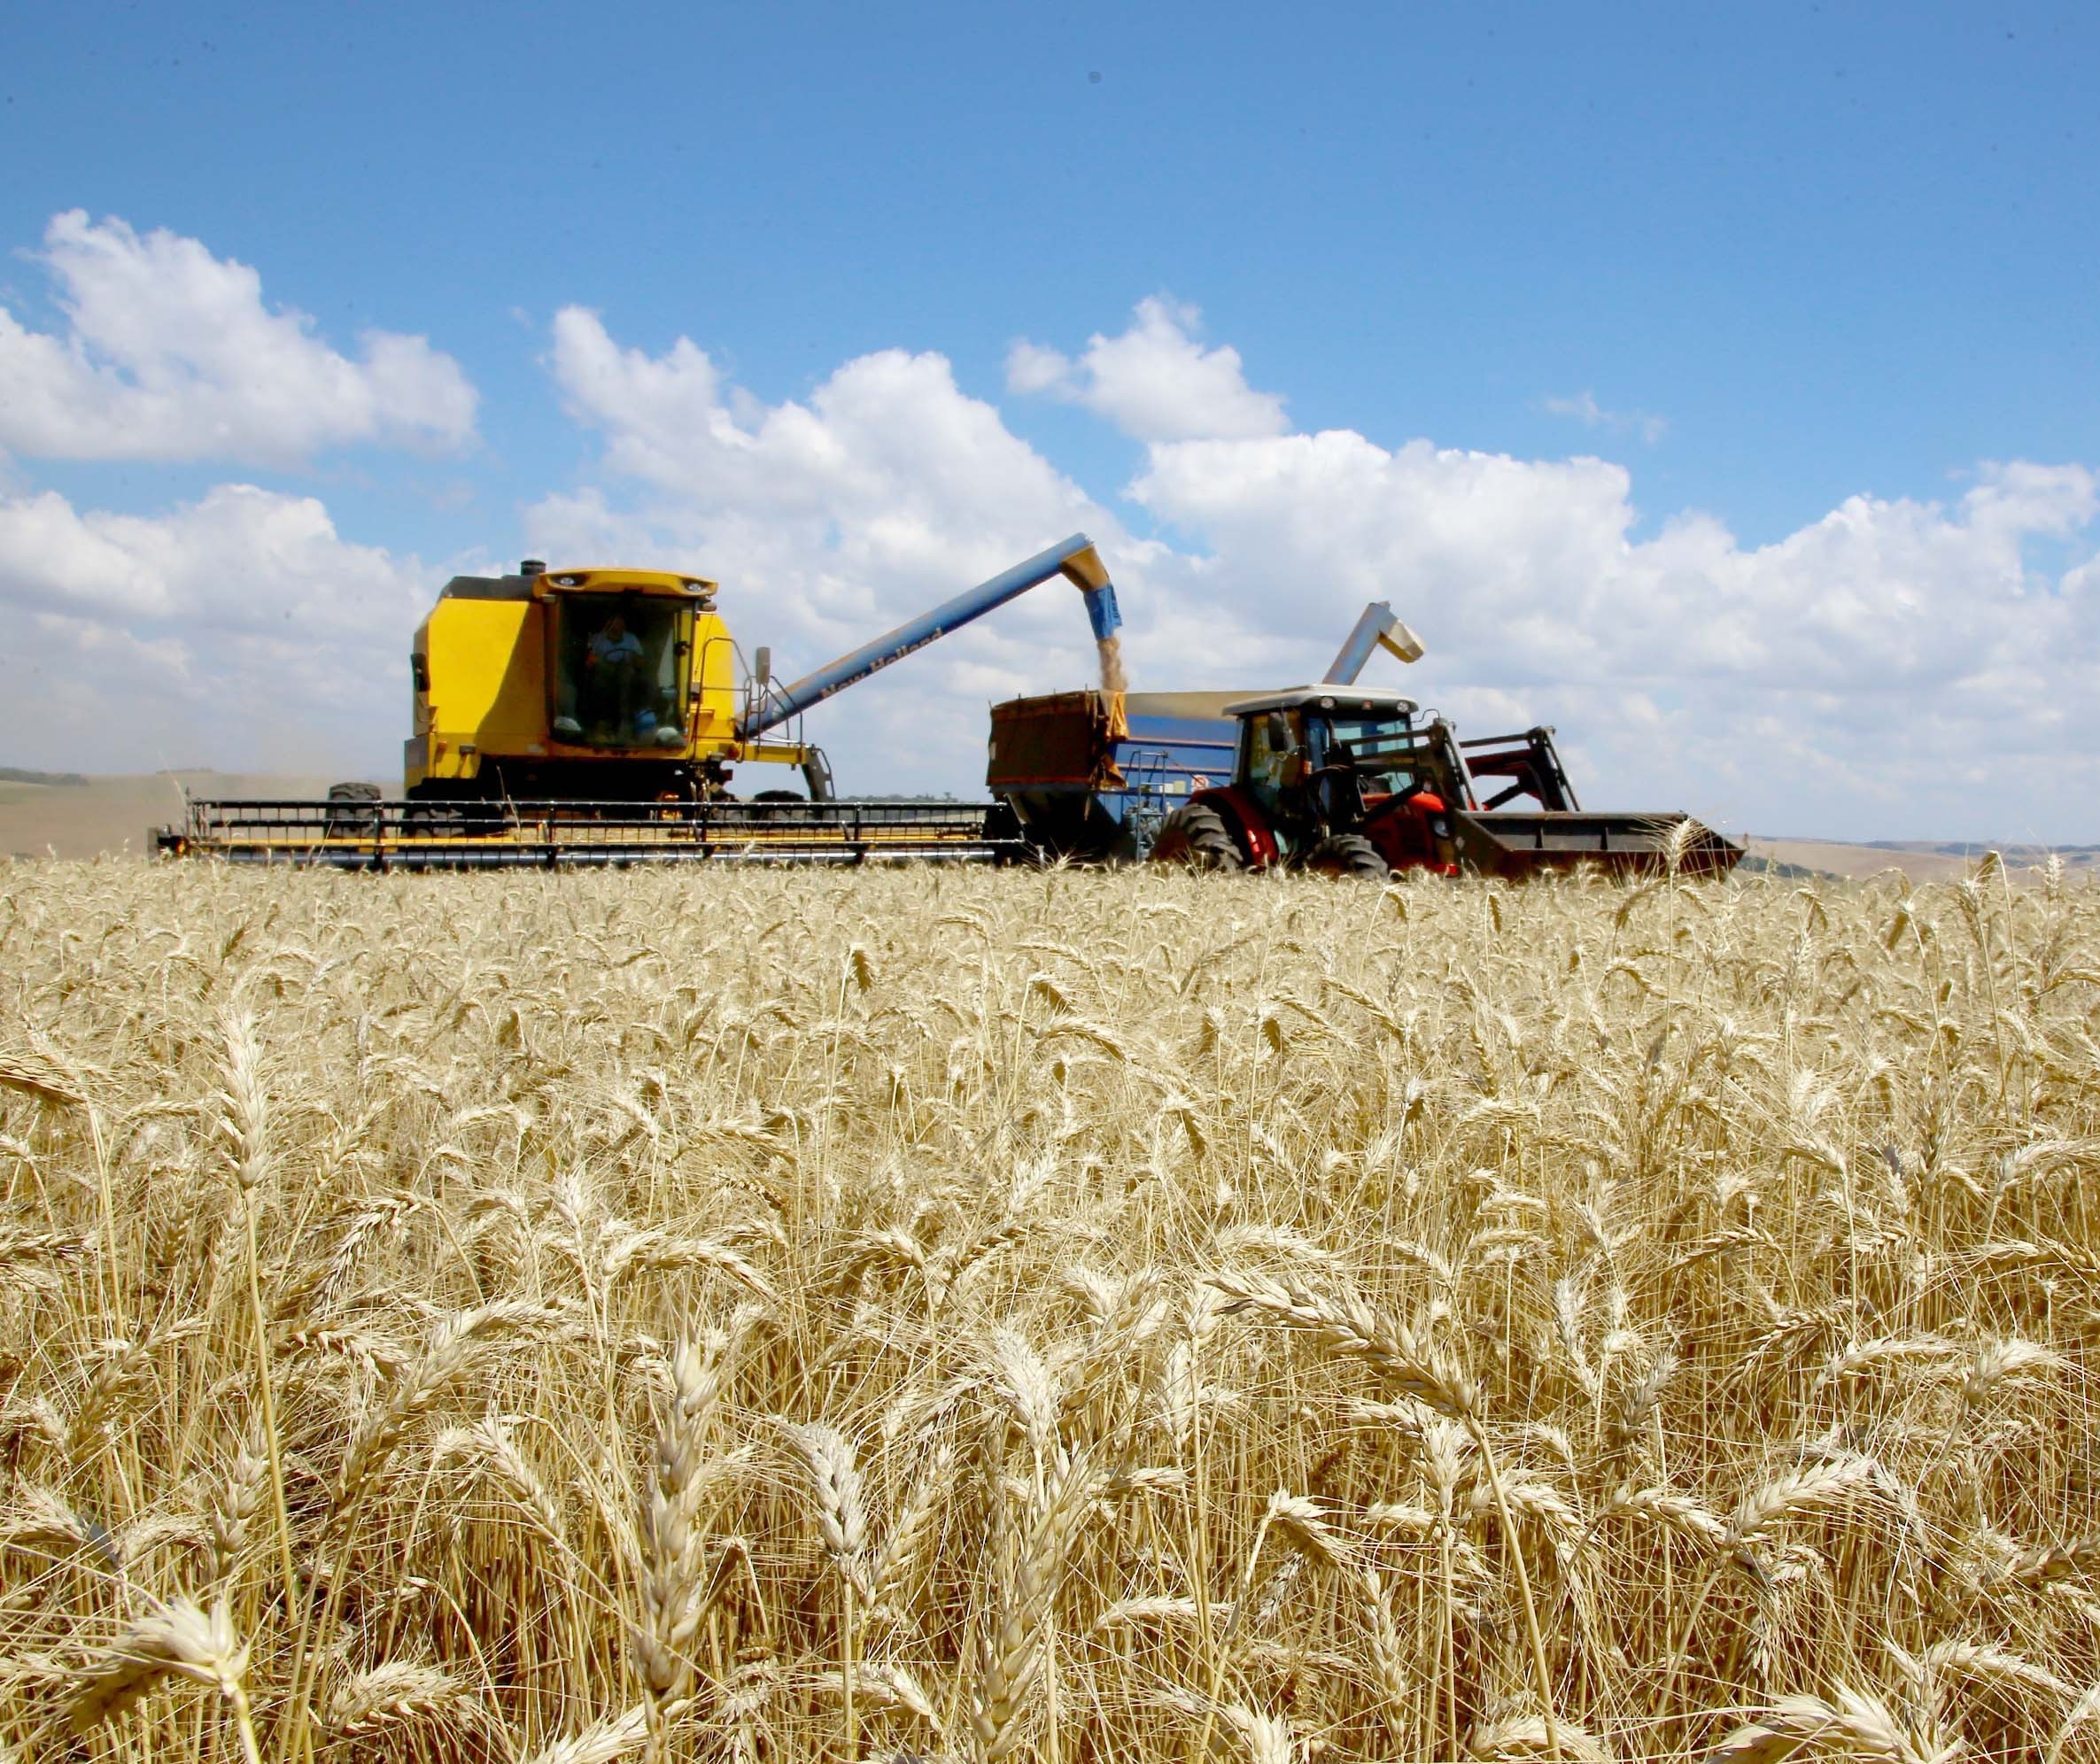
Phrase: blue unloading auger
[{"left": 734, "top": 532, "right": 1121, "bottom": 742}]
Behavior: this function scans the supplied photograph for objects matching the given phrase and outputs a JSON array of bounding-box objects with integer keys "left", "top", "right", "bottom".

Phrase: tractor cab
[
  {"left": 1149, "top": 685, "right": 1471, "bottom": 878},
  {"left": 1228, "top": 686, "right": 1442, "bottom": 843}
]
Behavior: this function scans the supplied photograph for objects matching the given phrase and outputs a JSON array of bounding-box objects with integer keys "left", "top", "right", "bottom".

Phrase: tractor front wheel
[
  {"left": 1302, "top": 833, "right": 1390, "bottom": 880},
  {"left": 1150, "top": 801, "right": 1244, "bottom": 871}
]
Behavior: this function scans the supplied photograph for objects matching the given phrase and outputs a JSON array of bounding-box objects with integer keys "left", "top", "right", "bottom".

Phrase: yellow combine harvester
[
  {"left": 159, "top": 537, "right": 1124, "bottom": 867},
  {"left": 402, "top": 561, "right": 820, "bottom": 802}
]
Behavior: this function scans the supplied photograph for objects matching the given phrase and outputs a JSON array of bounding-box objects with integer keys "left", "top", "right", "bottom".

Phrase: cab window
[{"left": 1247, "top": 709, "right": 1303, "bottom": 800}]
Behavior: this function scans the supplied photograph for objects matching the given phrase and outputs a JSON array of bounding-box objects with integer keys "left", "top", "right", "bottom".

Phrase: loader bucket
[{"left": 1452, "top": 810, "right": 1742, "bottom": 879}]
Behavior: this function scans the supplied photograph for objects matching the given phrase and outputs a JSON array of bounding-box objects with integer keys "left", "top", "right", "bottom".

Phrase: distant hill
[
  {"left": 1863, "top": 839, "right": 2100, "bottom": 861},
  {"left": 0, "top": 767, "right": 89, "bottom": 787},
  {"left": 1747, "top": 837, "right": 2098, "bottom": 883},
  {"left": 1735, "top": 851, "right": 1836, "bottom": 881}
]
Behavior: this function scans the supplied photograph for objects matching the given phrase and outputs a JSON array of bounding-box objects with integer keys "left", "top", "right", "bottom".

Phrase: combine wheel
[
  {"left": 1150, "top": 802, "right": 1244, "bottom": 871},
  {"left": 403, "top": 801, "right": 468, "bottom": 836},
  {"left": 322, "top": 780, "right": 383, "bottom": 840},
  {"left": 1302, "top": 833, "right": 1390, "bottom": 880}
]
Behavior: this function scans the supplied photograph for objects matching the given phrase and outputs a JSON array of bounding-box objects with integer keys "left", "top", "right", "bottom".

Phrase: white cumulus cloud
[
  {"left": 1129, "top": 435, "right": 2100, "bottom": 833},
  {"left": 1005, "top": 297, "right": 1289, "bottom": 442},
  {"left": 0, "top": 212, "right": 477, "bottom": 464},
  {"left": 0, "top": 483, "right": 437, "bottom": 772},
  {"left": 532, "top": 308, "right": 1179, "bottom": 787},
  {"left": 541, "top": 305, "right": 1143, "bottom": 652}
]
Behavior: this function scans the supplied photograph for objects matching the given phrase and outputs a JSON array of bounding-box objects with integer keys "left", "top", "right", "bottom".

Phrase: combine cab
[{"left": 400, "top": 562, "right": 819, "bottom": 804}]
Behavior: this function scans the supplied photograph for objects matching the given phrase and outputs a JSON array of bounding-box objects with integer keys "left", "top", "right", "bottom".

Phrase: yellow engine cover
[{"left": 413, "top": 597, "right": 541, "bottom": 783}]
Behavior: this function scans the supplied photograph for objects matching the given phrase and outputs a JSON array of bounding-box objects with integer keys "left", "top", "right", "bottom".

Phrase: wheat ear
[
  {"left": 1206, "top": 1270, "right": 1476, "bottom": 1417},
  {"left": 779, "top": 1419, "right": 872, "bottom": 1750},
  {"left": 1703, "top": 1684, "right": 1942, "bottom": 1763},
  {"left": 516, "top": 1704, "right": 655, "bottom": 1764},
  {"left": 636, "top": 1338, "right": 734, "bottom": 1703},
  {"left": 972, "top": 1446, "right": 1104, "bottom": 1761},
  {"left": 324, "top": 1660, "right": 473, "bottom": 1737},
  {"left": 70, "top": 1596, "right": 261, "bottom": 1764}
]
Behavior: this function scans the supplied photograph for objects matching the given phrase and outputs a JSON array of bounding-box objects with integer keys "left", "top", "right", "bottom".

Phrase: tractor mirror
[{"left": 755, "top": 646, "right": 772, "bottom": 685}]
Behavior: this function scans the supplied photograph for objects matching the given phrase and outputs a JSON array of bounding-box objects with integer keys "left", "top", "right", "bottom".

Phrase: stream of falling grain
[{"left": 1096, "top": 633, "right": 1128, "bottom": 693}]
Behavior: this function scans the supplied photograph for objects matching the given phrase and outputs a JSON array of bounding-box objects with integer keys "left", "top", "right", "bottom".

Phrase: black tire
[
  {"left": 404, "top": 801, "right": 468, "bottom": 836},
  {"left": 1149, "top": 801, "right": 1244, "bottom": 871},
  {"left": 322, "top": 780, "right": 384, "bottom": 839},
  {"left": 1302, "top": 833, "right": 1390, "bottom": 880}
]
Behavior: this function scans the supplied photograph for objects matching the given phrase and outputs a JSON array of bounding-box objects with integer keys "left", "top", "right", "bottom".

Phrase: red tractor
[{"left": 1148, "top": 686, "right": 1740, "bottom": 879}]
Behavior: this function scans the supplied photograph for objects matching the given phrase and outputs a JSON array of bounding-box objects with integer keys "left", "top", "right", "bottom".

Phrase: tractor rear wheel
[
  {"left": 1302, "top": 833, "right": 1390, "bottom": 880},
  {"left": 1150, "top": 802, "right": 1244, "bottom": 871}
]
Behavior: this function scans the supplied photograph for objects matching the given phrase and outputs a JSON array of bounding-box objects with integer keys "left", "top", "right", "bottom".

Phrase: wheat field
[{"left": 2, "top": 857, "right": 2097, "bottom": 1763}]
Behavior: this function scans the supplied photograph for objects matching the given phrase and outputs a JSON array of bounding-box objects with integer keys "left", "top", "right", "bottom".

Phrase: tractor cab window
[
  {"left": 1245, "top": 708, "right": 1306, "bottom": 808},
  {"left": 1321, "top": 712, "right": 1423, "bottom": 799},
  {"left": 551, "top": 598, "right": 693, "bottom": 749}
]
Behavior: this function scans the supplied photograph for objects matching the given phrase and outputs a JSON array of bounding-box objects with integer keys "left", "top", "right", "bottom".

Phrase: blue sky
[{"left": 3, "top": 3, "right": 2096, "bottom": 838}]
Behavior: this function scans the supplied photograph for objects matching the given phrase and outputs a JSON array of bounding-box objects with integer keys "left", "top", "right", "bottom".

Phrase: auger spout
[
  {"left": 1325, "top": 600, "right": 1424, "bottom": 685},
  {"left": 736, "top": 533, "right": 1120, "bottom": 739}
]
